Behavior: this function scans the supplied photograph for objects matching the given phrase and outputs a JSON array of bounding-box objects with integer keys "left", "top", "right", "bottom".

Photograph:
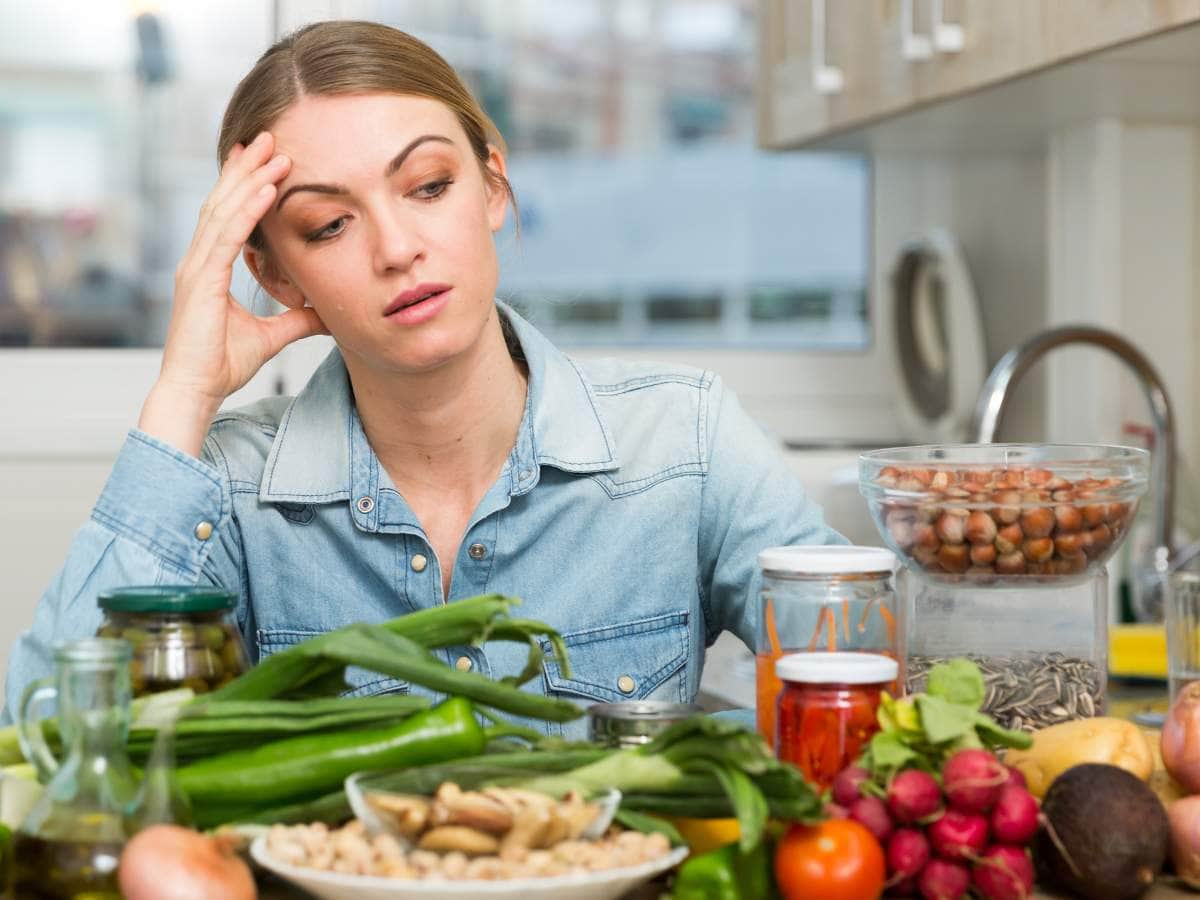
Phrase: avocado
[{"left": 1035, "top": 763, "right": 1169, "bottom": 900}]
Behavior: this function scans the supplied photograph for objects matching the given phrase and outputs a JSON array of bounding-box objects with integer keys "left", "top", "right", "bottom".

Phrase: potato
[{"left": 1004, "top": 717, "right": 1155, "bottom": 797}]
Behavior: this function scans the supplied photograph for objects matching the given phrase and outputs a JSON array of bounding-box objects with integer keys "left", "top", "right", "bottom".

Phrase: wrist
[{"left": 138, "top": 381, "right": 223, "bottom": 458}]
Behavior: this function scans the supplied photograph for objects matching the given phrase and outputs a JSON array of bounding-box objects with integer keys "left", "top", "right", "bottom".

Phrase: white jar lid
[
  {"left": 775, "top": 651, "right": 899, "bottom": 684},
  {"left": 758, "top": 545, "right": 897, "bottom": 575}
]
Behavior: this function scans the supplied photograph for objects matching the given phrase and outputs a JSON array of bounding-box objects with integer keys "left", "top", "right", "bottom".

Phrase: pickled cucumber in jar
[{"left": 95, "top": 586, "right": 248, "bottom": 697}]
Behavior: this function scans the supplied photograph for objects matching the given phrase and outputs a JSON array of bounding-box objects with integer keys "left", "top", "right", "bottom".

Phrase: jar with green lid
[{"left": 95, "top": 586, "right": 249, "bottom": 697}]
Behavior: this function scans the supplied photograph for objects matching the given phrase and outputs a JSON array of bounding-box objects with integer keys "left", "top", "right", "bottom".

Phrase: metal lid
[
  {"left": 775, "top": 651, "right": 898, "bottom": 685},
  {"left": 758, "top": 545, "right": 897, "bottom": 576},
  {"left": 587, "top": 701, "right": 703, "bottom": 746},
  {"left": 98, "top": 585, "right": 237, "bottom": 614}
]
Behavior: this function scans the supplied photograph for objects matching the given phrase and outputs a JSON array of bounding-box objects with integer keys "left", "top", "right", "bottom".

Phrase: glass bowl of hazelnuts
[{"left": 858, "top": 444, "right": 1149, "bottom": 582}]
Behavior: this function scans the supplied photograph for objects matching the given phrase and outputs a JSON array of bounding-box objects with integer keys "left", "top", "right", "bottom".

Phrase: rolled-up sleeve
[
  {"left": 696, "top": 375, "right": 846, "bottom": 651},
  {"left": 3, "top": 429, "right": 243, "bottom": 721}
]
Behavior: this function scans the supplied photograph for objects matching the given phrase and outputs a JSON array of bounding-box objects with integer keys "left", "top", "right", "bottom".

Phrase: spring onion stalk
[{"left": 513, "top": 717, "right": 822, "bottom": 851}]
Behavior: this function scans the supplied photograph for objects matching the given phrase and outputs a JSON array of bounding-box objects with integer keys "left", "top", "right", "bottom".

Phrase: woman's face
[{"left": 251, "top": 92, "right": 509, "bottom": 375}]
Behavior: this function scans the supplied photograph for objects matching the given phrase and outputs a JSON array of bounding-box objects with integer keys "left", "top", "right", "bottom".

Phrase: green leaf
[
  {"left": 973, "top": 712, "right": 1034, "bottom": 750},
  {"left": 925, "top": 659, "right": 986, "bottom": 710},
  {"left": 868, "top": 731, "right": 918, "bottom": 773},
  {"left": 914, "top": 694, "right": 977, "bottom": 745}
]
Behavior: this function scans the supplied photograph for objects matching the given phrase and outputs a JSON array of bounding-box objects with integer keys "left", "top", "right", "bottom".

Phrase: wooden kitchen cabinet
[{"left": 758, "top": 0, "right": 1200, "bottom": 149}]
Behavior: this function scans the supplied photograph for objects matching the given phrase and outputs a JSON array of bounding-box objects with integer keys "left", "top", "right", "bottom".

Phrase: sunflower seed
[{"left": 905, "top": 653, "right": 1104, "bottom": 732}]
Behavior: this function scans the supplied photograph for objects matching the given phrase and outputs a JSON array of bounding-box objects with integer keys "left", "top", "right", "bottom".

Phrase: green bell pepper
[{"left": 672, "top": 840, "right": 774, "bottom": 900}]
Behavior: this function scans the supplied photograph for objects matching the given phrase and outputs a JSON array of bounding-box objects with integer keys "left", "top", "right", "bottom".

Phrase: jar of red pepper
[{"left": 775, "top": 651, "right": 898, "bottom": 790}]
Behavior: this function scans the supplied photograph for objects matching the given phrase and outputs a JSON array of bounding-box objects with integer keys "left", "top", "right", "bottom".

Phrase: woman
[{"left": 4, "top": 21, "right": 842, "bottom": 736}]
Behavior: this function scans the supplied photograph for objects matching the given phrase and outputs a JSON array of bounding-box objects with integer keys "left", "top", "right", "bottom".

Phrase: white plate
[{"left": 250, "top": 836, "right": 689, "bottom": 900}]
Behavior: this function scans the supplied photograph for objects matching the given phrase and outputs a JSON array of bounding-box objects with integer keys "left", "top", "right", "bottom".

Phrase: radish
[
  {"left": 888, "top": 769, "right": 942, "bottom": 823},
  {"left": 832, "top": 765, "right": 871, "bottom": 806},
  {"left": 850, "top": 795, "right": 895, "bottom": 843},
  {"left": 918, "top": 857, "right": 971, "bottom": 899},
  {"left": 971, "top": 845, "right": 1034, "bottom": 900},
  {"left": 887, "top": 875, "right": 919, "bottom": 896},
  {"left": 1002, "top": 766, "right": 1027, "bottom": 791},
  {"left": 989, "top": 785, "right": 1038, "bottom": 844},
  {"left": 928, "top": 809, "right": 989, "bottom": 860},
  {"left": 887, "top": 828, "right": 931, "bottom": 880},
  {"left": 942, "top": 749, "right": 1007, "bottom": 814}
]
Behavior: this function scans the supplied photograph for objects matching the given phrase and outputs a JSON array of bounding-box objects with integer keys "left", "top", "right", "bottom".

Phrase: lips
[{"left": 384, "top": 284, "right": 451, "bottom": 317}]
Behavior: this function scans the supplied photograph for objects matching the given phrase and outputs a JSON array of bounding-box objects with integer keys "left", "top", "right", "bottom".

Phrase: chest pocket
[
  {"left": 255, "top": 628, "right": 410, "bottom": 698},
  {"left": 540, "top": 611, "right": 690, "bottom": 705}
]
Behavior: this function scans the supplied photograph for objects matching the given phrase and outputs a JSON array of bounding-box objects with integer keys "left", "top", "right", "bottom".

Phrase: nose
[{"left": 369, "top": 201, "right": 424, "bottom": 275}]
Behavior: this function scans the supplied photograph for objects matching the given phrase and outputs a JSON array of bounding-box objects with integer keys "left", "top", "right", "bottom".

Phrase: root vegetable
[
  {"left": 1004, "top": 717, "right": 1154, "bottom": 798},
  {"left": 118, "top": 825, "right": 255, "bottom": 900},
  {"left": 928, "top": 809, "right": 988, "bottom": 861},
  {"left": 888, "top": 770, "right": 942, "bottom": 824},
  {"left": 971, "top": 845, "right": 1034, "bottom": 900},
  {"left": 1161, "top": 681, "right": 1200, "bottom": 793},
  {"left": 1168, "top": 795, "right": 1200, "bottom": 887},
  {"left": 832, "top": 766, "right": 871, "bottom": 806},
  {"left": 942, "top": 749, "right": 1006, "bottom": 814},
  {"left": 989, "top": 786, "right": 1038, "bottom": 844},
  {"left": 850, "top": 795, "right": 895, "bottom": 843},
  {"left": 1002, "top": 767, "right": 1027, "bottom": 791},
  {"left": 918, "top": 857, "right": 970, "bottom": 899},
  {"left": 887, "top": 828, "right": 930, "bottom": 880}
]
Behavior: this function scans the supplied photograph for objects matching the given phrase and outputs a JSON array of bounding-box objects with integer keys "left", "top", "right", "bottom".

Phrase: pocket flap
[
  {"left": 540, "top": 611, "right": 689, "bottom": 703},
  {"left": 255, "top": 628, "right": 410, "bottom": 698}
]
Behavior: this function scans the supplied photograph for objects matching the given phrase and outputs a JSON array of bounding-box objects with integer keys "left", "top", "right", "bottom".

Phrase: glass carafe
[{"left": 13, "top": 637, "right": 139, "bottom": 899}]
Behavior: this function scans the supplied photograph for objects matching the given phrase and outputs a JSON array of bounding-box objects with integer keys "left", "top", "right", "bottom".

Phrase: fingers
[
  {"left": 201, "top": 132, "right": 276, "bottom": 230},
  {"left": 181, "top": 151, "right": 291, "bottom": 291}
]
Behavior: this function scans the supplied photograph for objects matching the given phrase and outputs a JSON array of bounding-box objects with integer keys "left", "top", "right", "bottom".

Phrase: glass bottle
[{"left": 13, "top": 637, "right": 139, "bottom": 899}]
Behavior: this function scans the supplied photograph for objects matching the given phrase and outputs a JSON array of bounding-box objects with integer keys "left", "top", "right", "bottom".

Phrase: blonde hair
[{"left": 218, "top": 20, "right": 516, "bottom": 252}]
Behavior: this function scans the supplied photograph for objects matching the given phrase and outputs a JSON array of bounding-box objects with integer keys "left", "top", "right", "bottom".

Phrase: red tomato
[{"left": 774, "top": 819, "right": 886, "bottom": 900}]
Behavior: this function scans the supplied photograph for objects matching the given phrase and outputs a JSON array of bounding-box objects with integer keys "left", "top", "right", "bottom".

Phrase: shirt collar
[{"left": 258, "top": 304, "right": 618, "bottom": 504}]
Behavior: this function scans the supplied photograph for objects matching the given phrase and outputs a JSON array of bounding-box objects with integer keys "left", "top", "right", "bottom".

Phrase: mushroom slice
[
  {"left": 417, "top": 825, "right": 501, "bottom": 856},
  {"left": 557, "top": 792, "right": 603, "bottom": 840},
  {"left": 432, "top": 787, "right": 514, "bottom": 834}
]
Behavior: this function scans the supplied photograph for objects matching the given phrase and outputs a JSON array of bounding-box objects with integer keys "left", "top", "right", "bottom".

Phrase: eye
[
  {"left": 412, "top": 178, "right": 452, "bottom": 201},
  {"left": 305, "top": 216, "right": 348, "bottom": 242}
]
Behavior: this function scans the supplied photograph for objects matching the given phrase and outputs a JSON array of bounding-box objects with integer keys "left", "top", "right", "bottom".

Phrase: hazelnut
[
  {"left": 1028, "top": 468, "right": 1054, "bottom": 486},
  {"left": 930, "top": 470, "right": 952, "bottom": 491},
  {"left": 990, "top": 490, "right": 1022, "bottom": 524},
  {"left": 913, "top": 543, "right": 941, "bottom": 568},
  {"left": 970, "top": 543, "right": 997, "bottom": 566},
  {"left": 935, "top": 512, "right": 966, "bottom": 545},
  {"left": 877, "top": 466, "right": 901, "bottom": 487},
  {"left": 964, "top": 511, "right": 997, "bottom": 545},
  {"left": 1054, "top": 533, "right": 1084, "bottom": 557},
  {"left": 1022, "top": 537, "right": 1054, "bottom": 563},
  {"left": 1054, "top": 504, "right": 1083, "bottom": 533},
  {"left": 995, "top": 552, "right": 1027, "bottom": 575},
  {"left": 937, "top": 543, "right": 970, "bottom": 573},
  {"left": 995, "top": 523, "right": 1024, "bottom": 555},
  {"left": 1019, "top": 507, "right": 1055, "bottom": 539},
  {"left": 1082, "top": 504, "right": 1108, "bottom": 528},
  {"left": 914, "top": 523, "right": 940, "bottom": 550}
]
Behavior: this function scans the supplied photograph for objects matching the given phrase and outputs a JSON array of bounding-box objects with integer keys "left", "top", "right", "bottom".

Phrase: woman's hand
[{"left": 139, "top": 132, "right": 328, "bottom": 456}]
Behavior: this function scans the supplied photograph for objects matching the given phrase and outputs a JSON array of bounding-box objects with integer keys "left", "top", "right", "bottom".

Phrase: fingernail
[{"left": 273, "top": 154, "right": 290, "bottom": 166}]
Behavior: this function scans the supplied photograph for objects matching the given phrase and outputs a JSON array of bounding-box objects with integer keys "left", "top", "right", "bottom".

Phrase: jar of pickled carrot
[
  {"left": 755, "top": 546, "right": 899, "bottom": 749},
  {"left": 775, "top": 651, "right": 898, "bottom": 790}
]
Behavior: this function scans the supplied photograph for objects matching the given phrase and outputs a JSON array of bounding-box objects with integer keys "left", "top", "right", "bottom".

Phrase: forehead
[{"left": 270, "top": 93, "right": 466, "bottom": 171}]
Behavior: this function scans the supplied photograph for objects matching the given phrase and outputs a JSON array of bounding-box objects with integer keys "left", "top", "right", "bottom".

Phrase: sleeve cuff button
[{"left": 194, "top": 521, "right": 214, "bottom": 541}]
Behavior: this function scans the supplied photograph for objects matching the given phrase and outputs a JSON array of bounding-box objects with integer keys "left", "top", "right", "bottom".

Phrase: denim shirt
[{"left": 4, "top": 307, "right": 843, "bottom": 735}]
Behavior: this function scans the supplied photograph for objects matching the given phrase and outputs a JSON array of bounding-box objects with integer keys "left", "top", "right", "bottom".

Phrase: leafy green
[{"left": 860, "top": 658, "right": 1033, "bottom": 781}]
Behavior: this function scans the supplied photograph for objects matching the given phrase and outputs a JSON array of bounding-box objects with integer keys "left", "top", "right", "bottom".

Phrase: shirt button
[
  {"left": 356, "top": 497, "right": 374, "bottom": 513},
  {"left": 617, "top": 675, "right": 636, "bottom": 694},
  {"left": 468, "top": 543, "right": 487, "bottom": 560},
  {"left": 410, "top": 554, "right": 428, "bottom": 573},
  {"left": 194, "top": 521, "right": 213, "bottom": 541},
  {"left": 455, "top": 656, "right": 473, "bottom": 672}
]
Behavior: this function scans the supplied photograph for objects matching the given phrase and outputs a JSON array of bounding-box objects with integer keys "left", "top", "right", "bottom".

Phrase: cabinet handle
[
  {"left": 810, "top": 0, "right": 844, "bottom": 94},
  {"left": 931, "top": 0, "right": 964, "bottom": 52},
  {"left": 901, "top": 0, "right": 933, "bottom": 60}
]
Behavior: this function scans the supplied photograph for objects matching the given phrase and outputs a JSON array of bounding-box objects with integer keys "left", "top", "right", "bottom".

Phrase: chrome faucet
[{"left": 969, "top": 324, "right": 1176, "bottom": 578}]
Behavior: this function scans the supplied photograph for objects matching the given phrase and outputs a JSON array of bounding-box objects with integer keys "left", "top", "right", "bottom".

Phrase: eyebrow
[{"left": 274, "top": 134, "right": 456, "bottom": 212}]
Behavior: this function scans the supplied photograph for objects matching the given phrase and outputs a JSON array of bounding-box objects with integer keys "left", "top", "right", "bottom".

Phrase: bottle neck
[{"left": 58, "top": 661, "right": 132, "bottom": 757}]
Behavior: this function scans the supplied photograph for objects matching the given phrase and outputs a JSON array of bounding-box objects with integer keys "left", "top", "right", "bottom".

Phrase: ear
[
  {"left": 243, "top": 245, "right": 306, "bottom": 310},
  {"left": 484, "top": 145, "right": 509, "bottom": 233}
]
